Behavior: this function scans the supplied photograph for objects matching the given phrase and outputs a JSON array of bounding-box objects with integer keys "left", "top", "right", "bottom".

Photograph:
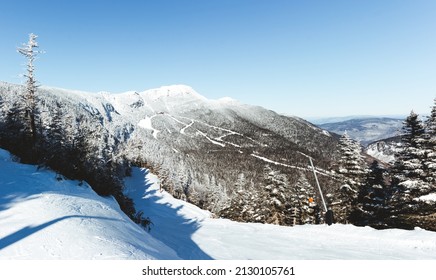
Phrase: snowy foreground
[
  {"left": 1, "top": 149, "right": 436, "bottom": 260},
  {"left": 0, "top": 149, "right": 178, "bottom": 260}
]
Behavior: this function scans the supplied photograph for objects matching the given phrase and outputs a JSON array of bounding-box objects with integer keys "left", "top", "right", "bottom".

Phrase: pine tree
[
  {"left": 336, "top": 132, "right": 367, "bottom": 223},
  {"left": 293, "top": 173, "right": 318, "bottom": 225},
  {"left": 391, "top": 111, "right": 430, "bottom": 217},
  {"left": 256, "top": 166, "right": 299, "bottom": 225},
  {"left": 424, "top": 99, "right": 436, "bottom": 186},
  {"left": 337, "top": 132, "right": 367, "bottom": 186},
  {"left": 17, "top": 33, "right": 43, "bottom": 158},
  {"left": 355, "top": 160, "right": 389, "bottom": 228}
]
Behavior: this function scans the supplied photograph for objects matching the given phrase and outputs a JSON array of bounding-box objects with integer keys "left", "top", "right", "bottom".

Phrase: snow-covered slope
[
  {"left": 125, "top": 167, "right": 436, "bottom": 260},
  {"left": 365, "top": 137, "right": 401, "bottom": 164},
  {"left": 2, "top": 149, "right": 436, "bottom": 260},
  {"left": 0, "top": 148, "right": 179, "bottom": 260},
  {"left": 0, "top": 81, "right": 340, "bottom": 225}
]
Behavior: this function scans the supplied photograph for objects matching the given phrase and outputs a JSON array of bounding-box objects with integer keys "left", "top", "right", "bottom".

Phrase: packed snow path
[{"left": 125, "top": 168, "right": 436, "bottom": 260}]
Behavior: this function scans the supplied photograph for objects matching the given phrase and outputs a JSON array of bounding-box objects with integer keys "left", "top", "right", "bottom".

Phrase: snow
[
  {"left": 0, "top": 149, "right": 178, "bottom": 260},
  {"left": 416, "top": 193, "right": 436, "bottom": 203},
  {"left": 365, "top": 144, "right": 396, "bottom": 164},
  {"left": 141, "top": 85, "right": 206, "bottom": 101},
  {"left": 196, "top": 131, "right": 226, "bottom": 147},
  {"left": 251, "top": 153, "right": 333, "bottom": 178},
  {"left": 125, "top": 168, "right": 436, "bottom": 260},
  {"left": 322, "top": 130, "right": 331, "bottom": 136},
  {"left": 2, "top": 149, "right": 436, "bottom": 260},
  {"left": 180, "top": 120, "right": 194, "bottom": 134},
  {"left": 138, "top": 115, "right": 160, "bottom": 139}
]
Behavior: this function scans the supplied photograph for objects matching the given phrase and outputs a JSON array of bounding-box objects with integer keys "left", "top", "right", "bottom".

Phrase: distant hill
[{"left": 318, "top": 117, "right": 403, "bottom": 146}]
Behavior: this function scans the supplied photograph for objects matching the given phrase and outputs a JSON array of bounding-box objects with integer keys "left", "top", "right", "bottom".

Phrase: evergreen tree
[
  {"left": 336, "top": 132, "right": 367, "bottom": 223},
  {"left": 337, "top": 132, "right": 367, "bottom": 186},
  {"left": 391, "top": 111, "right": 430, "bottom": 218},
  {"left": 17, "top": 33, "right": 43, "bottom": 160},
  {"left": 221, "top": 173, "right": 259, "bottom": 222},
  {"left": 292, "top": 173, "right": 318, "bottom": 225},
  {"left": 355, "top": 160, "right": 389, "bottom": 227},
  {"left": 424, "top": 99, "right": 436, "bottom": 186}
]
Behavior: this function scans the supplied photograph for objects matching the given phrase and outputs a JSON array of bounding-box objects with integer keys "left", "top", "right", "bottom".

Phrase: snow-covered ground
[
  {"left": 2, "top": 148, "right": 436, "bottom": 260},
  {"left": 125, "top": 168, "right": 436, "bottom": 260},
  {"left": 0, "top": 149, "right": 178, "bottom": 260}
]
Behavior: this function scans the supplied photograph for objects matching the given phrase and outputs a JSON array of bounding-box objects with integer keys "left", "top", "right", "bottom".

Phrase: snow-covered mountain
[
  {"left": 0, "top": 81, "right": 340, "bottom": 225},
  {"left": 365, "top": 136, "right": 402, "bottom": 164},
  {"left": 2, "top": 148, "right": 436, "bottom": 260},
  {"left": 318, "top": 118, "right": 403, "bottom": 146}
]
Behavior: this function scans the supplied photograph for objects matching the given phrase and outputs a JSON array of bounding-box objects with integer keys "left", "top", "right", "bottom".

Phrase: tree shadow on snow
[
  {"left": 138, "top": 171, "right": 213, "bottom": 260},
  {"left": 0, "top": 215, "right": 121, "bottom": 251}
]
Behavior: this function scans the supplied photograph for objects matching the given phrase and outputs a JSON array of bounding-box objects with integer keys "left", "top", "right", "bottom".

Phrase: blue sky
[{"left": 1, "top": 0, "right": 436, "bottom": 118}]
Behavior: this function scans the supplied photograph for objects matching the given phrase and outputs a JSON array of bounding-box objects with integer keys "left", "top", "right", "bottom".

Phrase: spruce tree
[
  {"left": 355, "top": 160, "right": 389, "bottom": 227},
  {"left": 293, "top": 173, "right": 318, "bottom": 224},
  {"left": 391, "top": 111, "right": 429, "bottom": 217},
  {"left": 336, "top": 132, "right": 367, "bottom": 223},
  {"left": 17, "top": 33, "right": 43, "bottom": 160},
  {"left": 424, "top": 99, "right": 436, "bottom": 186}
]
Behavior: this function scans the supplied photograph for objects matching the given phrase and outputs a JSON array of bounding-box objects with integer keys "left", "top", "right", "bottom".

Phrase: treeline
[
  {"left": 332, "top": 103, "right": 436, "bottom": 231},
  {"left": 0, "top": 84, "right": 142, "bottom": 221}
]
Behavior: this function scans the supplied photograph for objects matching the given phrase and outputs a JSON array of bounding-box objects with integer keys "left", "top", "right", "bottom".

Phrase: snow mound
[{"left": 0, "top": 149, "right": 179, "bottom": 260}]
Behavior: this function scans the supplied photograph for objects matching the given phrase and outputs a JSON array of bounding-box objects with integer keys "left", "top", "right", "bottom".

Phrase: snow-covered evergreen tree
[
  {"left": 337, "top": 132, "right": 367, "bottom": 185},
  {"left": 291, "top": 173, "right": 319, "bottom": 225},
  {"left": 391, "top": 111, "right": 430, "bottom": 217},
  {"left": 336, "top": 132, "right": 367, "bottom": 223},
  {"left": 355, "top": 160, "right": 390, "bottom": 227},
  {"left": 17, "top": 33, "right": 43, "bottom": 157},
  {"left": 262, "top": 166, "right": 290, "bottom": 225},
  {"left": 424, "top": 99, "right": 436, "bottom": 186}
]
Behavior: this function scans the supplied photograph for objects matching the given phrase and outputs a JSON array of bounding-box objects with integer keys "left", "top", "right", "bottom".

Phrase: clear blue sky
[{"left": 1, "top": 0, "right": 436, "bottom": 118}]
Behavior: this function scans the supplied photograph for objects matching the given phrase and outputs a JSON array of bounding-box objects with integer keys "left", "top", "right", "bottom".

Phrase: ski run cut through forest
[{"left": 1, "top": 148, "right": 436, "bottom": 260}]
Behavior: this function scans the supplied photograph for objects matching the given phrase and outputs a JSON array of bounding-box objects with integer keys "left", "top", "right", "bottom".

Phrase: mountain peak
[{"left": 141, "top": 85, "right": 207, "bottom": 101}]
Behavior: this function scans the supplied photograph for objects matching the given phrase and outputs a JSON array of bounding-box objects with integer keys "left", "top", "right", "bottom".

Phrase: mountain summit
[{"left": 0, "top": 81, "right": 339, "bottom": 225}]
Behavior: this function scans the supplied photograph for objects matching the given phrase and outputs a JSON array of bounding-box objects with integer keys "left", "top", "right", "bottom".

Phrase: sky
[{"left": 1, "top": 0, "right": 436, "bottom": 118}]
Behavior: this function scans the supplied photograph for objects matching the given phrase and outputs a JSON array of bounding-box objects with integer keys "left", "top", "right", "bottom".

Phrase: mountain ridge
[{"left": 1, "top": 81, "right": 340, "bottom": 225}]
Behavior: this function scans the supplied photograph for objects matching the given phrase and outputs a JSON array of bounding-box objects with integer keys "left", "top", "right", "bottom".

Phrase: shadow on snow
[
  {"left": 0, "top": 215, "right": 121, "bottom": 251},
  {"left": 135, "top": 169, "right": 213, "bottom": 260}
]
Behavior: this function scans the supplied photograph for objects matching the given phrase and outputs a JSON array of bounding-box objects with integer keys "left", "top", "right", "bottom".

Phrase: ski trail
[
  {"left": 251, "top": 154, "right": 335, "bottom": 178},
  {"left": 138, "top": 115, "right": 160, "bottom": 139},
  {"left": 196, "top": 131, "right": 226, "bottom": 147},
  {"left": 180, "top": 121, "right": 194, "bottom": 134}
]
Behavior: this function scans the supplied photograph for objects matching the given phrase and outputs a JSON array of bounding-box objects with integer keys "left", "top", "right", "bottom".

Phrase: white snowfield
[
  {"left": 0, "top": 149, "right": 178, "bottom": 260},
  {"left": 1, "top": 149, "right": 436, "bottom": 260}
]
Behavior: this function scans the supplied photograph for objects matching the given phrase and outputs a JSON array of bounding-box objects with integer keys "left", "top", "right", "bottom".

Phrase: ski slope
[
  {"left": 0, "top": 149, "right": 178, "bottom": 260},
  {"left": 1, "top": 148, "right": 436, "bottom": 260},
  {"left": 125, "top": 168, "right": 436, "bottom": 260}
]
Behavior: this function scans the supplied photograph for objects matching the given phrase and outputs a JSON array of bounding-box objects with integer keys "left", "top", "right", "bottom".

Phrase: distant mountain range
[{"left": 317, "top": 117, "right": 404, "bottom": 146}]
